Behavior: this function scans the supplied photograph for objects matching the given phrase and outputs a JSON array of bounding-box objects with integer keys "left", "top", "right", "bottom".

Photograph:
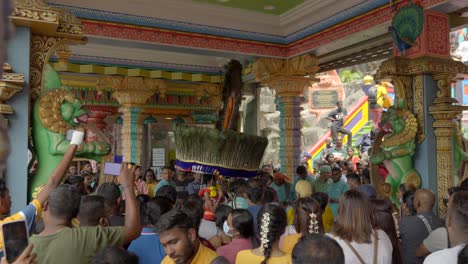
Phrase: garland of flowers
[
  {"left": 309, "top": 212, "right": 319, "bottom": 234},
  {"left": 260, "top": 212, "right": 271, "bottom": 252}
]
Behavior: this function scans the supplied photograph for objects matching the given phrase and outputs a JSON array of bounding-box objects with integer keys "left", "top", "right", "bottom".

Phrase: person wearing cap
[
  {"left": 311, "top": 165, "right": 333, "bottom": 194},
  {"left": 269, "top": 172, "right": 291, "bottom": 204},
  {"left": 327, "top": 101, "right": 352, "bottom": 148}
]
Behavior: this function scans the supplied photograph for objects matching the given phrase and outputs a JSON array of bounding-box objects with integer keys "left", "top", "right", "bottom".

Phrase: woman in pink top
[
  {"left": 134, "top": 166, "right": 148, "bottom": 195},
  {"left": 217, "top": 209, "right": 255, "bottom": 264}
]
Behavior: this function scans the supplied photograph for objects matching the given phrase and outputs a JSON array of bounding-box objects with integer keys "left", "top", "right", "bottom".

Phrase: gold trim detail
[
  {"left": 12, "top": 0, "right": 58, "bottom": 23},
  {"left": 429, "top": 72, "right": 468, "bottom": 216},
  {"left": 96, "top": 76, "right": 166, "bottom": 107},
  {"left": 414, "top": 75, "right": 425, "bottom": 143},
  {"left": 381, "top": 109, "right": 418, "bottom": 148},
  {"left": 0, "top": 64, "right": 24, "bottom": 115},
  {"left": 38, "top": 89, "right": 76, "bottom": 134},
  {"left": 30, "top": 35, "right": 61, "bottom": 99}
]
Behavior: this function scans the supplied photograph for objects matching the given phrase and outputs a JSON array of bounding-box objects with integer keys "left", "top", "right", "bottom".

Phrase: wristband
[{"left": 70, "top": 131, "right": 85, "bottom": 145}]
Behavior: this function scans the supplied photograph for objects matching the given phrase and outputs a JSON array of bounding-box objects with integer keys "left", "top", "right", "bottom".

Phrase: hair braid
[{"left": 258, "top": 204, "right": 287, "bottom": 264}]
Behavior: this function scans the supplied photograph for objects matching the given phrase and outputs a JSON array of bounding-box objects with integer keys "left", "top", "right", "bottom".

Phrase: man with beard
[{"left": 158, "top": 209, "right": 218, "bottom": 264}]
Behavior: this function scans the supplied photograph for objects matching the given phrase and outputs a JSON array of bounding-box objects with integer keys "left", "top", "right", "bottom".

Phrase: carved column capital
[
  {"left": 252, "top": 54, "right": 320, "bottom": 97},
  {"left": 0, "top": 64, "right": 24, "bottom": 115},
  {"left": 97, "top": 76, "right": 165, "bottom": 107},
  {"left": 202, "top": 83, "right": 222, "bottom": 109}
]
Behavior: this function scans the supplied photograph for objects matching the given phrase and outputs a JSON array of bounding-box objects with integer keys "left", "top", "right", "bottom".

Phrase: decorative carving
[
  {"left": 30, "top": 35, "right": 61, "bottom": 99},
  {"left": 31, "top": 65, "right": 111, "bottom": 197},
  {"left": 52, "top": 8, "right": 83, "bottom": 35},
  {"left": 203, "top": 83, "right": 222, "bottom": 110},
  {"left": 96, "top": 76, "right": 165, "bottom": 107},
  {"left": 13, "top": 0, "right": 58, "bottom": 23},
  {"left": 253, "top": 55, "right": 320, "bottom": 83},
  {"left": 54, "top": 41, "right": 71, "bottom": 65},
  {"left": 413, "top": 75, "right": 425, "bottom": 143},
  {"left": 38, "top": 89, "right": 76, "bottom": 134},
  {"left": 429, "top": 71, "right": 466, "bottom": 215},
  {"left": 370, "top": 102, "right": 421, "bottom": 204},
  {"left": 375, "top": 57, "right": 468, "bottom": 78},
  {"left": 0, "top": 64, "right": 24, "bottom": 115}
]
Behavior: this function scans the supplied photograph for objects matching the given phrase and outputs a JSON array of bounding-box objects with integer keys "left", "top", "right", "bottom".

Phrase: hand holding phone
[
  {"left": 1, "top": 220, "right": 29, "bottom": 263},
  {"left": 118, "top": 162, "right": 135, "bottom": 188},
  {"left": 104, "top": 162, "right": 121, "bottom": 176},
  {"left": 1, "top": 244, "right": 36, "bottom": 264}
]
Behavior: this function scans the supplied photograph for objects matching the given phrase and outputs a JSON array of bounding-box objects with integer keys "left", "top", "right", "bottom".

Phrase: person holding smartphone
[
  {"left": 0, "top": 130, "right": 85, "bottom": 259},
  {"left": 29, "top": 162, "right": 141, "bottom": 264}
]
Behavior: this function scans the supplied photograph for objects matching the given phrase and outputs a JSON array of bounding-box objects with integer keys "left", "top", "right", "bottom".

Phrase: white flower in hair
[
  {"left": 309, "top": 212, "right": 319, "bottom": 234},
  {"left": 259, "top": 212, "right": 271, "bottom": 252}
]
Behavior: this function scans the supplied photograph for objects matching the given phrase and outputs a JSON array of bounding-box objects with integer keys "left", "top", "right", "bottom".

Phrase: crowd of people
[{"left": 0, "top": 132, "right": 467, "bottom": 264}]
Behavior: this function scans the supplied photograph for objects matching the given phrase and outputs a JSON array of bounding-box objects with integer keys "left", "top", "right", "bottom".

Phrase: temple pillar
[
  {"left": 429, "top": 73, "right": 465, "bottom": 215},
  {"left": 253, "top": 55, "right": 319, "bottom": 178},
  {"left": 375, "top": 8, "right": 468, "bottom": 215},
  {"left": 97, "top": 76, "right": 165, "bottom": 164}
]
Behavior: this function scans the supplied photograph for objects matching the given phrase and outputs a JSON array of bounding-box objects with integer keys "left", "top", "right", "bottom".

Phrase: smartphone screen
[
  {"left": 2, "top": 220, "right": 29, "bottom": 263},
  {"left": 104, "top": 162, "right": 121, "bottom": 176}
]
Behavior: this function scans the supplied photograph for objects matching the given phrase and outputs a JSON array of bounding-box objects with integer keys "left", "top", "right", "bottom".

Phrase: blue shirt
[
  {"left": 328, "top": 180, "right": 349, "bottom": 218},
  {"left": 187, "top": 179, "right": 201, "bottom": 195},
  {"left": 154, "top": 180, "right": 171, "bottom": 196},
  {"left": 248, "top": 205, "right": 262, "bottom": 237},
  {"left": 269, "top": 183, "right": 288, "bottom": 203},
  {"left": 128, "top": 227, "right": 166, "bottom": 264}
]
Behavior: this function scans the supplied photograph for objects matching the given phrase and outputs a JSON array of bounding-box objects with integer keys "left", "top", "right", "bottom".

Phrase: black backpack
[{"left": 368, "top": 85, "right": 377, "bottom": 105}]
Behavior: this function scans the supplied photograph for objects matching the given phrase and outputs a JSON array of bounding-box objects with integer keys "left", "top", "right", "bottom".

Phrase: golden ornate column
[
  {"left": 0, "top": 64, "right": 24, "bottom": 117},
  {"left": 253, "top": 55, "right": 319, "bottom": 178},
  {"left": 376, "top": 57, "right": 468, "bottom": 215},
  {"left": 429, "top": 73, "right": 466, "bottom": 215},
  {"left": 97, "top": 76, "right": 165, "bottom": 164}
]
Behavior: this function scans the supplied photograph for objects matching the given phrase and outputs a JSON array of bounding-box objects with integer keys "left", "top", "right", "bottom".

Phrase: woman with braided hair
[
  {"left": 281, "top": 197, "right": 323, "bottom": 254},
  {"left": 236, "top": 203, "right": 291, "bottom": 264}
]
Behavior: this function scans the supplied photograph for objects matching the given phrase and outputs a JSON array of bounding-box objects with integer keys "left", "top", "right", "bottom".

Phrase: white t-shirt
[
  {"left": 423, "top": 227, "right": 448, "bottom": 253},
  {"left": 198, "top": 219, "right": 217, "bottom": 240},
  {"left": 424, "top": 244, "right": 464, "bottom": 264},
  {"left": 328, "top": 229, "right": 393, "bottom": 264},
  {"left": 456, "top": 41, "right": 468, "bottom": 62}
]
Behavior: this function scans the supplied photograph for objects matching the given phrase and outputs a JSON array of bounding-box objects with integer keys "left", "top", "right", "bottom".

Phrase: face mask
[{"left": 223, "top": 220, "right": 234, "bottom": 237}]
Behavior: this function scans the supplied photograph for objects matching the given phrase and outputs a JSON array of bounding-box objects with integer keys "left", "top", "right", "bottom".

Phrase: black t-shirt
[
  {"left": 328, "top": 108, "right": 347, "bottom": 128},
  {"left": 173, "top": 178, "right": 190, "bottom": 199}
]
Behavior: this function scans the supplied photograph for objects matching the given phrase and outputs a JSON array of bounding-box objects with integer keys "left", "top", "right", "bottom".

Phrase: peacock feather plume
[
  {"left": 390, "top": 3, "right": 424, "bottom": 52},
  {"left": 174, "top": 125, "right": 268, "bottom": 177}
]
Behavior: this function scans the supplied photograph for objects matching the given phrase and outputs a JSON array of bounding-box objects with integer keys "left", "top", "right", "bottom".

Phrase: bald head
[{"left": 414, "top": 188, "right": 435, "bottom": 213}]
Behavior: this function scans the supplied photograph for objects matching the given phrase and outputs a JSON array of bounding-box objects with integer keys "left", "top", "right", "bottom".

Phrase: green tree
[{"left": 339, "top": 69, "right": 363, "bottom": 83}]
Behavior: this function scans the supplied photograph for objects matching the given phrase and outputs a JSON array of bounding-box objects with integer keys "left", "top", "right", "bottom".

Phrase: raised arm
[
  {"left": 118, "top": 162, "right": 141, "bottom": 244},
  {"left": 36, "top": 131, "right": 84, "bottom": 205}
]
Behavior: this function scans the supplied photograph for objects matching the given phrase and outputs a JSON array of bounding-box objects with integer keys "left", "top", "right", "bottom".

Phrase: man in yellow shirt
[
  {"left": 0, "top": 130, "right": 84, "bottom": 257},
  {"left": 158, "top": 209, "right": 218, "bottom": 264}
]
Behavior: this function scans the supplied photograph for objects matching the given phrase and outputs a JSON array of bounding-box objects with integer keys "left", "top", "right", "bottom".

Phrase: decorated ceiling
[
  {"left": 191, "top": 0, "right": 305, "bottom": 15},
  {"left": 45, "top": 0, "right": 460, "bottom": 79}
]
